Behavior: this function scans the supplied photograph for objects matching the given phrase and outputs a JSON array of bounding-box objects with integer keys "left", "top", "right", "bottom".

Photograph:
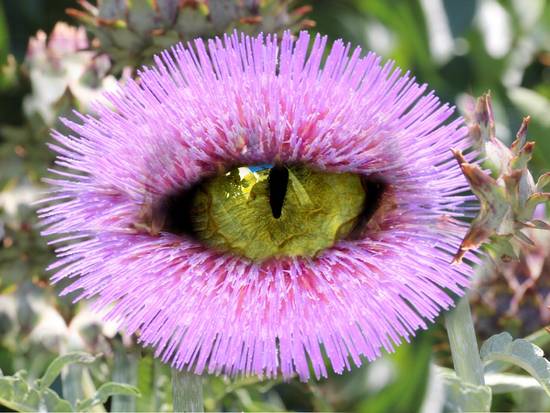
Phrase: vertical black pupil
[{"left": 268, "top": 165, "right": 289, "bottom": 219}]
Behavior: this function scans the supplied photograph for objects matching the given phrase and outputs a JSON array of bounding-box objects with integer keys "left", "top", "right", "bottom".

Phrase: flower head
[{"left": 40, "top": 31, "right": 475, "bottom": 380}]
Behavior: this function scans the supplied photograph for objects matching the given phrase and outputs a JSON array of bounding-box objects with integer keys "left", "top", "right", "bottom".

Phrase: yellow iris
[{"left": 187, "top": 165, "right": 366, "bottom": 261}]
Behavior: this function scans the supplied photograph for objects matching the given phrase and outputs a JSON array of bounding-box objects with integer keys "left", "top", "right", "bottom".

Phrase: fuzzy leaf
[
  {"left": 436, "top": 367, "right": 492, "bottom": 413},
  {"left": 480, "top": 332, "right": 550, "bottom": 397},
  {"left": 0, "top": 371, "right": 73, "bottom": 412},
  {"left": 76, "top": 382, "right": 141, "bottom": 411},
  {"left": 38, "top": 352, "right": 99, "bottom": 391}
]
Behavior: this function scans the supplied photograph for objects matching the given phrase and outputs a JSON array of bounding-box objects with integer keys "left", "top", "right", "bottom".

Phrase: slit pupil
[{"left": 268, "top": 165, "right": 289, "bottom": 219}]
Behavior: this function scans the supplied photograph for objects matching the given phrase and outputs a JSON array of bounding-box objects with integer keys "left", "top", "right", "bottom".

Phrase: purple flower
[{"left": 40, "top": 32, "right": 475, "bottom": 380}]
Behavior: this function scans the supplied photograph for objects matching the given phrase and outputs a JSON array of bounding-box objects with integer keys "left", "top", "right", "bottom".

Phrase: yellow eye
[{"left": 160, "top": 165, "right": 382, "bottom": 261}]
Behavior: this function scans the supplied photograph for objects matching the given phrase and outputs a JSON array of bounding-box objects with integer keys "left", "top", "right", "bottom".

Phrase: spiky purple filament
[{"left": 40, "top": 31, "right": 477, "bottom": 381}]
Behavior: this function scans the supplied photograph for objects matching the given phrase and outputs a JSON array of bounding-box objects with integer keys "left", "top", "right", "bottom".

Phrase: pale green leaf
[
  {"left": 38, "top": 352, "right": 99, "bottom": 391},
  {"left": 436, "top": 367, "right": 492, "bottom": 413},
  {"left": 480, "top": 332, "right": 550, "bottom": 397},
  {"left": 76, "top": 382, "right": 141, "bottom": 411},
  {"left": 0, "top": 372, "right": 73, "bottom": 412},
  {"left": 42, "top": 388, "right": 75, "bottom": 412}
]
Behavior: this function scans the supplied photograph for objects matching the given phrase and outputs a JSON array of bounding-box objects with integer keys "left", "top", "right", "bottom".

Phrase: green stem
[
  {"left": 61, "top": 363, "right": 83, "bottom": 407},
  {"left": 445, "top": 297, "right": 485, "bottom": 385},
  {"left": 62, "top": 363, "right": 104, "bottom": 412},
  {"left": 172, "top": 368, "right": 204, "bottom": 412},
  {"left": 444, "top": 296, "right": 490, "bottom": 411},
  {"left": 111, "top": 343, "right": 138, "bottom": 412}
]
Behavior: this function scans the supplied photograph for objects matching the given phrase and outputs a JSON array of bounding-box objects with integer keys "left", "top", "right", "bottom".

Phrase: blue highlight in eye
[{"left": 248, "top": 164, "right": 273, "bottom": 172}]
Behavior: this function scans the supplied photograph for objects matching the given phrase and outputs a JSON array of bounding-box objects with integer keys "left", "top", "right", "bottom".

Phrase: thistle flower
[{"left": 40, "top": 32, "right": 475, "bottom": 380}]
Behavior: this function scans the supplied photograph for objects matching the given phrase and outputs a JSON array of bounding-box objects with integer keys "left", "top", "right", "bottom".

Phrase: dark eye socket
[
  {"left": 348, "top": 178, "right": 388, "bottom": 239},
  {"left": 150, "top": 164, "right": 388, "bottom": 260},
  {"left": 158, "top": 183, "right": 201, "bottom": 237}
]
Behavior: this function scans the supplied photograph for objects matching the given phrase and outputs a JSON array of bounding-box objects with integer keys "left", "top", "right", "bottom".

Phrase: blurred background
[{"left": 0, "top": 0, "right": 549, "bottom": 411}]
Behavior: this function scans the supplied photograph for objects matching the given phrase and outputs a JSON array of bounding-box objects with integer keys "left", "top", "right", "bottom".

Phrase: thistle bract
[
  {"left": 471, "top": 205, "right": 550, "bottom": 340},
  {"left": 69, "top": 0, "right": 314, "bottom": 73},
  {"left": 24, "top": 22, "right": 119, "bottom": 124},
  {"left": 452, "top": 93, "right": 550, "bottom": 263},
  {"left": 41, "top": 32, "right": 475, "bottom": 380}
]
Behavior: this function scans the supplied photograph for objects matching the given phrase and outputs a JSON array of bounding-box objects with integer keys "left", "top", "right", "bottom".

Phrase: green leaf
[
  {"left": 0, "top": 371, "right": 73, "bottom": 412},
  {"left": 536, "top": 172, "right": 550, "bottom": 191},
  {"left": 135, "top": 356, "right": 154, "bottom": 411},
  {"left": 508, "top": 87, "right": 550, "bottom": 128},
  {"left": 526, "top": 327, "right": 550, "bottom": 349},
  {"left": 98, "top": 0, "right": 128, "bottom": 20},
  {"left": 355, "top": 331, "right": 433, "bottom": 413},
  {"left": 0, "top": 3, "right": 8, "bottom": 66},
  {"left": 437, "top": 367, "right": 492, "bottom": 413},
  {"left": 38, "top": 352, "right": 99, "bottom": 392},
  {"left": 76, "top": 382, "right": 141, "bottom": 411},
  {"left": 127, "top": 0, "right": 157, "bottom": 35},
  {"left": 41, "top": 388, "right": 75, "bottom": 412},
  {"left": 135, "top": 355, "right": 173, "bottom": 412},
  {"left": 480, "top": 332, "right": 550, "bottom": 397}
]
